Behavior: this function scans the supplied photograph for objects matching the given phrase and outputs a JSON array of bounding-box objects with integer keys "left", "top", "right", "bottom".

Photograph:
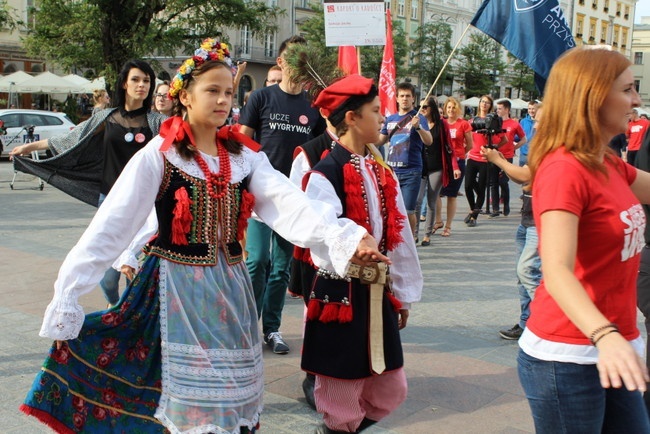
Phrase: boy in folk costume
[{"left": 286, "top": 52, "right": 423, "bottom": 433}]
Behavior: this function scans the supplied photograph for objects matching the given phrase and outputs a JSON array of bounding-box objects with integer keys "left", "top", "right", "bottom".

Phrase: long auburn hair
[
  {"left": 528, "top": 47, "right": 631, "bottom": 185},
  {"left": 171, "top": 60, "right": 242, "bottom": 159}
]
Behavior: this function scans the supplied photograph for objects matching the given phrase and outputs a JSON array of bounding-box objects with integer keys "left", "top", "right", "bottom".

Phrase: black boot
[
  {"left": 356, "top": 418, "right": 377, "bottom": 432},
  {"left": 303, "top": 373, "right": 316, "bottom": 410},
  {"left": 314, "top": 423, "right": 348, "bottom": 433}
]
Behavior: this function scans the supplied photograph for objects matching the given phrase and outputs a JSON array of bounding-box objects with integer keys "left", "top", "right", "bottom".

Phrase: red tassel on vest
[
  {"left": 307, "top": 298, "right": 322, "bottom": 321},
  {"left": 171, "top": 187, "right": 192, "bottom": 245},
  {"left": 319, "top": 303, "right": 340, "bottom": 323},
  {"left": 236, "top": 189, "right": 255, "bottom": 241}
]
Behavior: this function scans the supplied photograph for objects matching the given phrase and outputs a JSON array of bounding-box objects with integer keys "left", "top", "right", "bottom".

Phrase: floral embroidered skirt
[
  {"left": 21, "top": 252, "right": 264, "bottom": 434},
  {"left": 20, "top": 255, "right": 165, "bottom": 433}
]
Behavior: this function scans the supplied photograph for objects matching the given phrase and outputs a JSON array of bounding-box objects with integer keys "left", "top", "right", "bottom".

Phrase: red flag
[
  {"left": 378, "top": 10, "right": 396, "bottom": 116},
  {"left": 338, "top": 46, "right": 359, "bottom": 75}
]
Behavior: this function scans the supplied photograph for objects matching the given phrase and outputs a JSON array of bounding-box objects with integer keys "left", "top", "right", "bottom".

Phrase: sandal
[
  {"left": 432, "top": 221, "right": 444, "bottom": 234},
  {"left": 421, "top": 237, "right": 431, "bottom": 246},
  {"left": 441, "top": 227, "right": 451, "bottom": 237}
]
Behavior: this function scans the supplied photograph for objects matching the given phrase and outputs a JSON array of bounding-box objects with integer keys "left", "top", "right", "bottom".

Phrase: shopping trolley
[{"left": 10, "top": 125, "right": 44, "bottom": 190}]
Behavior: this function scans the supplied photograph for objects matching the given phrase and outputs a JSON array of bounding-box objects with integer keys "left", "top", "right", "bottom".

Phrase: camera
[
  {"left": 472, "top": 113, "right": 503, "bottom": 135},
  {"left": 25, "top": 125, "right": 35, "bottom": 135}
]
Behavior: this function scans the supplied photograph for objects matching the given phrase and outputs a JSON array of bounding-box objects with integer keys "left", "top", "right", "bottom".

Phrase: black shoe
[
  {"left": 314, "top": 423, "right": 347, "bottom": 433},
  {"left": 463, "top": 212, "right": 472, "bottom": 224},
  {"left": 467, "top": 217, "right": 477, "bottom": 227},
  {"left": 357, "top": 418, "right": 378, "bottom": 432},
  {"left": 303, "top": 374, "right": 316, "bottom": 410},
  {"left": 504, "top": 204, "right": 510, "bottom": 216},
  {"left": 499, "top": 324, "right": 523, "bottom": 340},
  {"left": 489, "top": 211, "right": 501, "bottom": 218},
  {"left": 264, "top": 332, "right": 290, "bottom": 354}
]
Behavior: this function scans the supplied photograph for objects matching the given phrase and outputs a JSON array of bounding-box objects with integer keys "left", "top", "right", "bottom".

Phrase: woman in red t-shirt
[
  {"left": 520, "top": 47, "right": 650, "bottom": 433},
  {"left": 434, "top": 97, "right": 473, "bottom": 237}
]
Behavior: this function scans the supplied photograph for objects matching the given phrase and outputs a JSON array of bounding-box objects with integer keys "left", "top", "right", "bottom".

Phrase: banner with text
[{"left": 324, "top": 1, "right": 386, "bottom": 47}]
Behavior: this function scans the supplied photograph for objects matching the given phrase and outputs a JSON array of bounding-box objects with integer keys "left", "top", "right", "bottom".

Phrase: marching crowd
[{"left": 8, "top": 35, "right": 650, "bottom": 434}]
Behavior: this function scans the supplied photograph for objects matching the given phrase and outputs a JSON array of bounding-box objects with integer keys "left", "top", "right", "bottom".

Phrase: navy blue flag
[{"left": 471, "top": 0, "right": 575, "bottom": 83}]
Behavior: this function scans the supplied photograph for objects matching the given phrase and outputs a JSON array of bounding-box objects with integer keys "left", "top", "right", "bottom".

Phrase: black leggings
[
  {"left": 490, "top": 158, "right": 513, "bottom": 212},
  {"left": 465, "top": 159, "right": 488, "bottom": 212}
]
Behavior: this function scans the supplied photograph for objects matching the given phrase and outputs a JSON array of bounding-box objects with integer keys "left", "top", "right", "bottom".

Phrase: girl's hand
[
  {"left": 453, "top": 169, "right": 461, "bottom": 179},
  {"left": 596, "top": 332, "right": 649, "bottom": 391},
  {"left": 398, "top": 309, "right": 409, "bottom": 329},
  {"left": 120, "top": 265, "right": 135, "bottom": 281}
]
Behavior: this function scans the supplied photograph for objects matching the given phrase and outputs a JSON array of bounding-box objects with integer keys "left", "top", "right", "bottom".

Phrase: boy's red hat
[{"left": 314, "top": 74, "right": 376, "bottom": 119}]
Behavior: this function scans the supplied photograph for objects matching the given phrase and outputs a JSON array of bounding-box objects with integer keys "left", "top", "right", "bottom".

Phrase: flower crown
[{"left": 169, "top": 38, "right": 232, "bottom": 98}]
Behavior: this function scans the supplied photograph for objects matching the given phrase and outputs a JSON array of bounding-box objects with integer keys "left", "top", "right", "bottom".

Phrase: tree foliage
[
  {"left": 298, "top": 3, "right": 408, "bottom": 82},
  {"left": 507, "top": 54, "right": 538, "bottom": 100},
  {"left": 22, "top": 0, "right": 281, "bottom": 89},
  {"left": 409, "top": 22, "right": 453, "bottom": 96},
  {"left": 456, "top": 33, "right": 505, "bottom": 98}
]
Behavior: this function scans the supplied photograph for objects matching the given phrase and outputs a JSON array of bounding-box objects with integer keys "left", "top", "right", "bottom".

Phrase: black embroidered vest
[{"left": 144, "top": 158, "right": 248, "bottom": 265}]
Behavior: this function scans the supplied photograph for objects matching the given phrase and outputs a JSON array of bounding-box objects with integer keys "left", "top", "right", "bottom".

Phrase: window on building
[
  {"left": 616, "top": 2, "right": 621, "bottom": 16},
  {"left": 411, "top": 0, "right": 418, "bottom": 19},
  {"left": 264, "top": 32, "right": 276, "bottom": 58},
  {"left": 240, "top": 26, "right": 252, "bottom": 57},
  {"left": 621, "top": 28, "right": 628, "bottom": 48},
  {"left": 24, "top": 0, "right": 36, "bottom": 28},
  {"left": 267, "top": 0, "right": 278, "bottom": 6},
  {"left": 624, "top": 5, "right": 629, "bottom": 19},
  {"left": 578, "top": 0, "right": 584, "bottom": 6},
  {"left": 635, "top": 52, "right": 644, "bottom": 65},
  {"left": 635, "top": 80, "right": 640, "bottom": 93},
  {"left": 398, "top": 0, "right": 405, "bottom": 16},
  {"left": 576, "top": 15, "right": 584, "bottom": 37},
  {"left": 589, "top": 21, "right": 596, "bottom": 41},
  {"left": 592, "top": 0, "right": 597, "bottom": 10},
  {"left": 385, "top": 0, "right": 391, "bottom": 10},
  {"left": 601, "top": 21, "right": 608, "bottom": 43},
  {"left": 603, "top": 0, "right": 609, "bottom": 12}
]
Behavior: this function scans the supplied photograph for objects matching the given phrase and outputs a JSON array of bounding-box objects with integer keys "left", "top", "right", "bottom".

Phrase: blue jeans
[
  {"left": 245, "top": 219, "right": 293, "bottom": 336},
  {"left": 396, "top": 169, "right": 422, "bottom": 213},
  {"left": 515, "top": 224, "right": 541, "bottom": 328},
  {"left": 518, "top": 350, "right": 650, "bottom": 433},
  {"left": 98, "top": 193, "right": 121, "bottom": 305},
  {"left": 518, "top": 153, "right": 528, "bottom": 167}
]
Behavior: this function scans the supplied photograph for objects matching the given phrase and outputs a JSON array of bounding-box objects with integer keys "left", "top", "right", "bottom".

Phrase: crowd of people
[{"left": 8, "top": 38, "right": 650, "bottom": 434}]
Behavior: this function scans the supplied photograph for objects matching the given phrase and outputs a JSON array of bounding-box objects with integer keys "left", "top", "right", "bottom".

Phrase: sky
[{"left": 636, "top": 1, "right": 650, "bottom": 24}]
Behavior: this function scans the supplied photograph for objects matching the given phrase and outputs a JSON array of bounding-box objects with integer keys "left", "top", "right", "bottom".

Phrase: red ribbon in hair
[{"left": 159, "top": 116, "right": 261, "bottom": 152}]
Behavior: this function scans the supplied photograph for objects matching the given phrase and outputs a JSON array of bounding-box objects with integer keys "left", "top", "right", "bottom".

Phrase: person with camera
[
  {"left": 518, "top": 101, "right": 539, "bottom": 167},
  {"left": 463, "top": 95, "right": 506, "bottom": 227},
  {"left": 492, "top": 99, "right": 527, "bottom": 217}
]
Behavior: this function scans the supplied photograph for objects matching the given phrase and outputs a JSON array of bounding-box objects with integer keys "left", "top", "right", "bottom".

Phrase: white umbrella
[
  {"left": 510, "top": 98, "right": 529, "bottom": 110},
  {"left": 637, "top": 107, "right": 650, "bottom": 117},
  {"left": 82, "top": 77, "right": 106, "bottom": 93},
  {"left": 460, "top": 96, "right": 480, "bottom": 107},
  {"left": 63, "top": 73, "right": 91, "bottom": 86},
  {"left": 0, "top": 70, "right": 34, "bottom": 92},
  {"left": 15, "top": 71, "right": 83, "bottom": 93}
]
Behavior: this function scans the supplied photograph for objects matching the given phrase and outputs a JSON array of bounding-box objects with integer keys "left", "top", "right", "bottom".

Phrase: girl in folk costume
[
  {"left": 20, "top": 39, "right": 388, "bottom": 434},
  {"left": 285, "top": 50, "right": 423, "bottom": 433}
]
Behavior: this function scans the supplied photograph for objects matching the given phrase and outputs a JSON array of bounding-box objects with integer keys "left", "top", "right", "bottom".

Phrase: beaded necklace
[{"left": 193, "top": 143, "right": 232, "bottom": 200}]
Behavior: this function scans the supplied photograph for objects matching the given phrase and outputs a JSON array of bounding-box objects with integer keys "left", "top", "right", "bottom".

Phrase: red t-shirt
[
  {"left": 501, "top": 118, "right": 525, "bottom": 159},
  {"left": 627, "top": 118, "right": 650, "bottom": 151},
  {"left": 444, "top": 118, "right": 471, "bottom": 160},
  {"left": 528, "top": 149, "right": 643, "bottom": 345},
  {"left": 467, "top": 117, "right": 505, "bottom": 162}
]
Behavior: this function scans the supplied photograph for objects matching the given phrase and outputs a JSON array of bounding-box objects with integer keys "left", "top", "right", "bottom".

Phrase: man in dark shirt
[{"left": 239, "top": 36, "right": 325, "bottom": 355}]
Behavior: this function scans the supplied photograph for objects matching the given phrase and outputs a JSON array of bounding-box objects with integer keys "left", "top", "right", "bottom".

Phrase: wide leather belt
[{"left": 347, "top": 262, "right": 387, "bottom": 374}]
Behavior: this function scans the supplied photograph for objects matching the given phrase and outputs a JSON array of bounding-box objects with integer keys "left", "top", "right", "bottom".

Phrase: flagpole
[
  {"left": 424, "top": 24, "right": 472, "bottom": 101},
  {"left": 357, "top": 46, "right": 362, "bottom": 75}
]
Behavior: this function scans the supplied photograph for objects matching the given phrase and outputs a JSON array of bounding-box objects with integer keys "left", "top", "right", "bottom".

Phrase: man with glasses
[{"left": 265, "top": 65, "right": 282, "bottom": 87}]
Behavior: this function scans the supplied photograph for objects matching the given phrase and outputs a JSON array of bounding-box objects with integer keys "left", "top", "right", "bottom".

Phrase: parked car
[{"left": 0, "top": 109, "right": 76, "bottom": 158}]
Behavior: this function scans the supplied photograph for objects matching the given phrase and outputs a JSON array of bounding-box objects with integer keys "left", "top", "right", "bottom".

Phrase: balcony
[
  {"left": 624, "top": 13, "right": 629, "bottom": 19},
  {"left": 576, "top": 32, "right": 583, "bottom": 38},
  {"left": 604, "top": 7, "right": 608, "bottom": 12}
]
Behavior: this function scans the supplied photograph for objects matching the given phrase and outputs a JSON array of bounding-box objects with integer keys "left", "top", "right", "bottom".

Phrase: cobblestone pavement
[{"left": 0, "top": 160, "right": 556, "bottom": 433}]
